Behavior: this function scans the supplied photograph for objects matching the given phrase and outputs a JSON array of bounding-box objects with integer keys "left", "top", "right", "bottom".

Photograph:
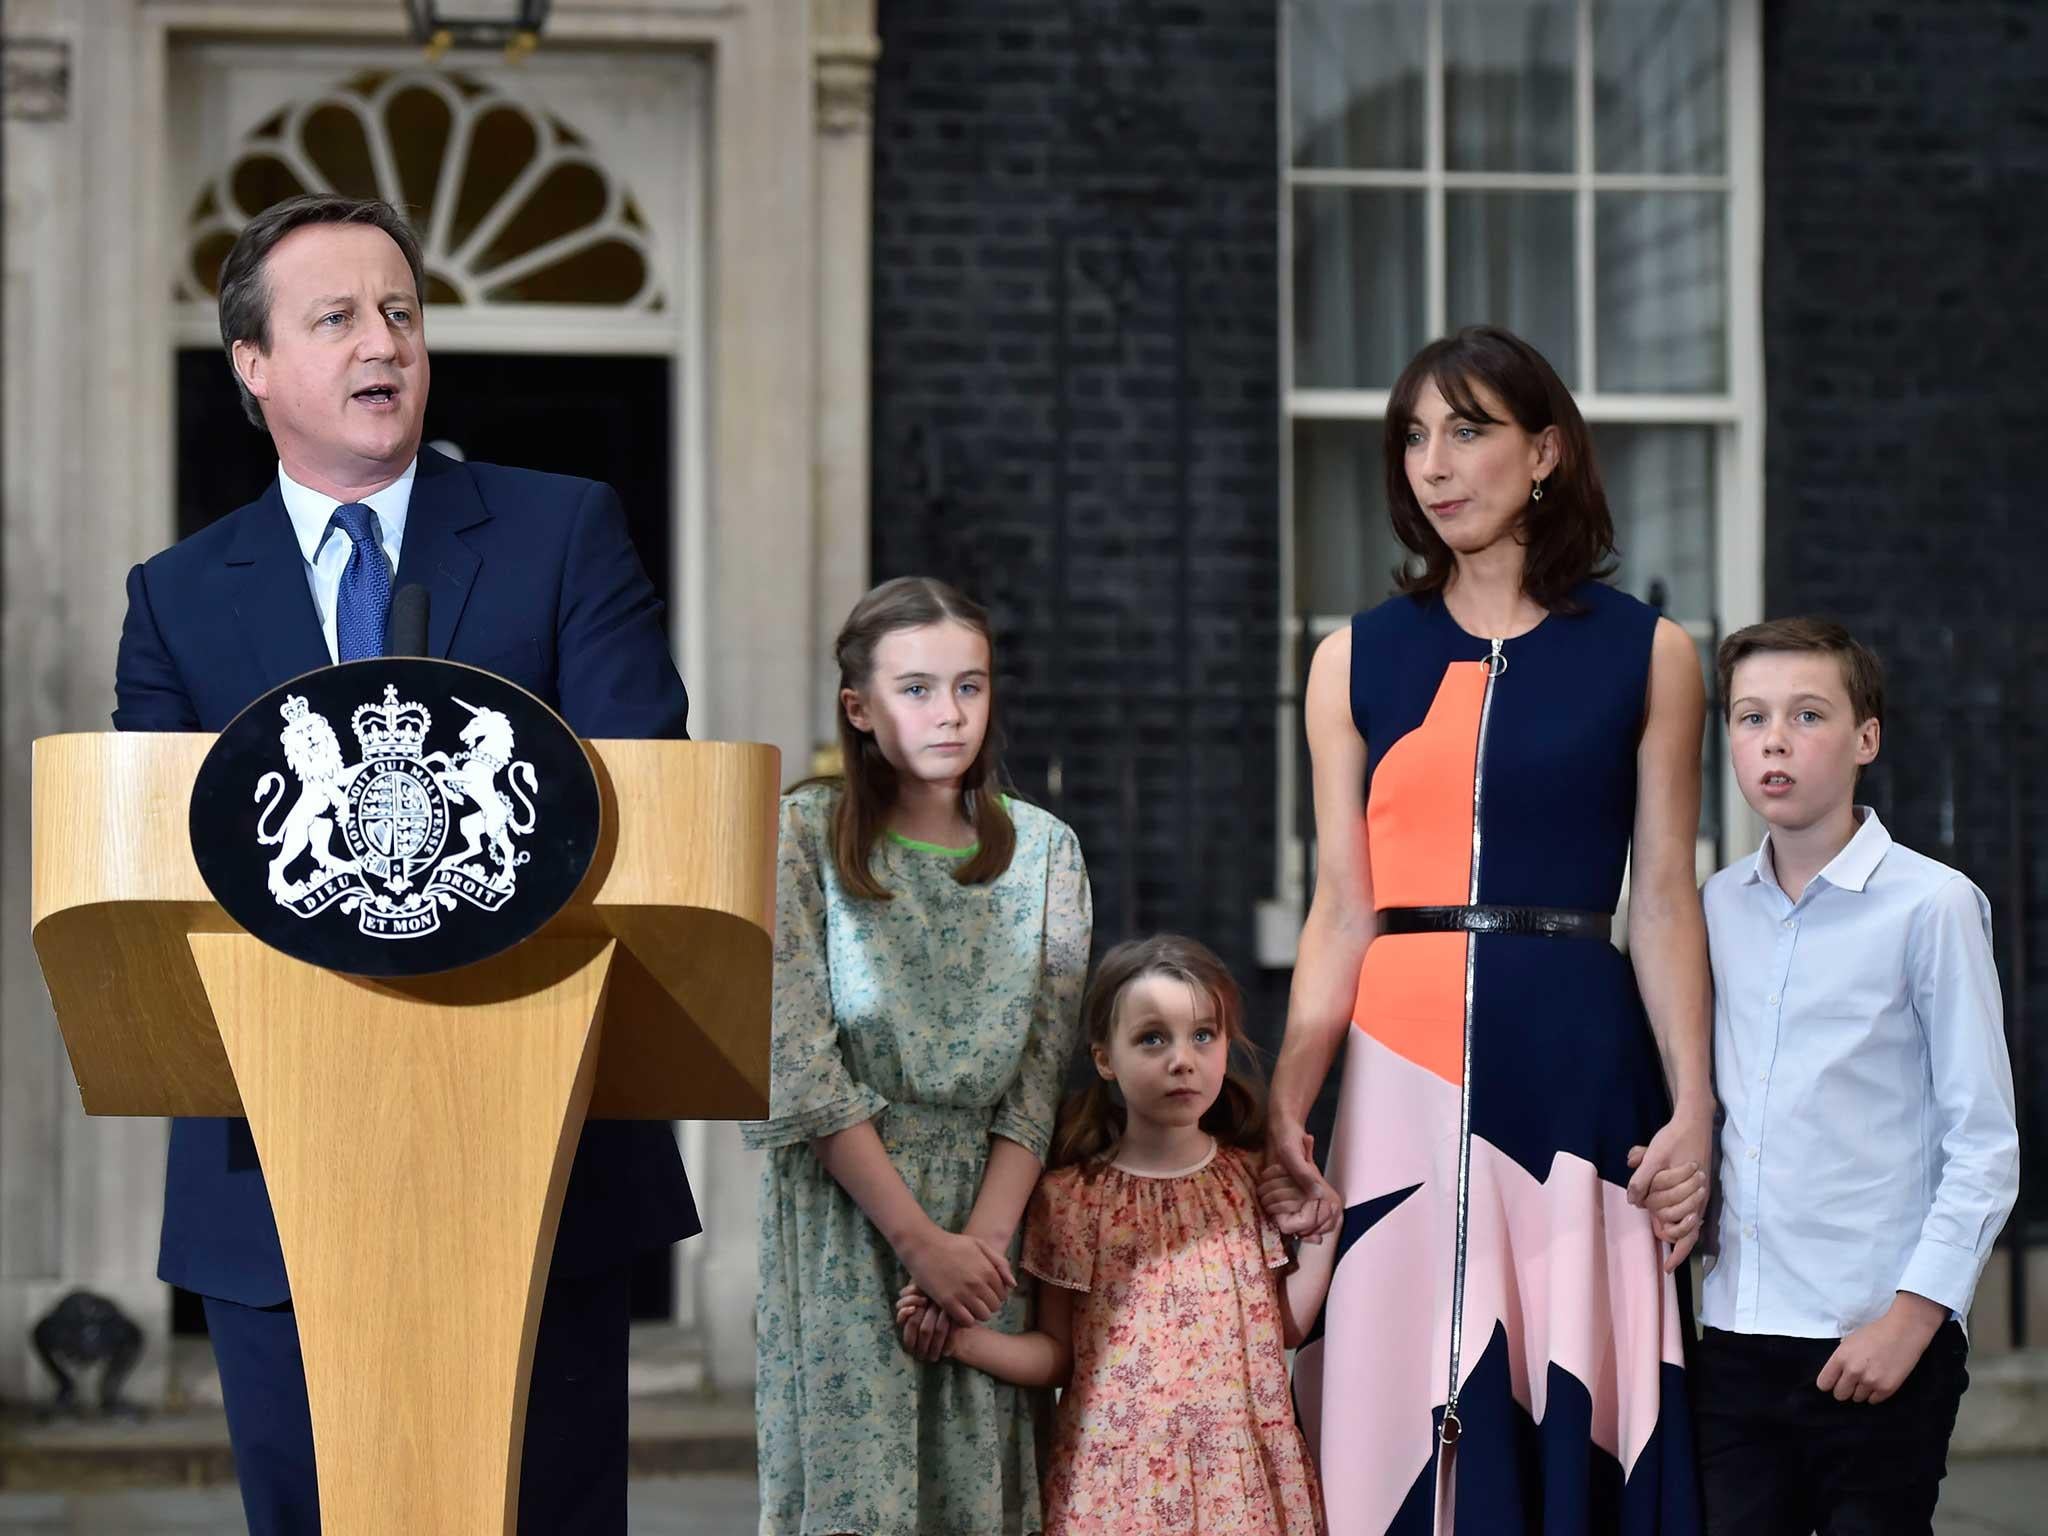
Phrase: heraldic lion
[{"left": 254, "top": 698, "right": 362, "bottom": 900}]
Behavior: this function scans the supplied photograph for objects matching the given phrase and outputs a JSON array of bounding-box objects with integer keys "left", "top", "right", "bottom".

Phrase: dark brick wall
[
  {"left": 870, "top": 1, "right": 1288, "bottom": 1032},
  {"left": 1762, "top": 0, "right": 2048, "bottom": 1230}
]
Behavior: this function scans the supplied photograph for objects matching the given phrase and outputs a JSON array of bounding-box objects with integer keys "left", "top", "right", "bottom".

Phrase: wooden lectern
[{"left": 29, "top": 733, "right": 778, "bottom": 1534}]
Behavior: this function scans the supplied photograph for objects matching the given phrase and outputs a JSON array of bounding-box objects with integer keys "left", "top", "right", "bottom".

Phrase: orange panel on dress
[
  {"left": 1365, "top": 661, "right": 1486, "bottom": 908},
  {"left": 1351, "top": 663, "right": 1488, "bottom": 1087},
  {"left": 1354, "top": 931, "right": 1468, "bottom": 1086}
]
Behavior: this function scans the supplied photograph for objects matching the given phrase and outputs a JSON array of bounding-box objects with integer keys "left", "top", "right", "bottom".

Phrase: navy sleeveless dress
[{"left": 1293, "top": 581, "right": 1701, "bottom": 1534}]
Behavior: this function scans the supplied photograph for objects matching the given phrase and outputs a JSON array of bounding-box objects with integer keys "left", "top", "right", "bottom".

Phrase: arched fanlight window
[{"left": 179, "top": 68, "right": 663, "bottom": 311}]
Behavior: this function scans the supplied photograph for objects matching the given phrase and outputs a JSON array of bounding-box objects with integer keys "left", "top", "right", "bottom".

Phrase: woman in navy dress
[{"left": 1263, "top": 327, "right": 1710, "bottom": 1532}]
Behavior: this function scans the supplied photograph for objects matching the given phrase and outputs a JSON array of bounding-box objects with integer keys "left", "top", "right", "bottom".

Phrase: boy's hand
[
  {"left": 1816, "top": 1292, "right": 1947, "bottom": 1404},
  {"left": 896, "top": 1282, "right": 955, "bottom": 1363},
  {"left": 1626, "top": 1146, "right": 1708, "bottom": 1264},
  {"left": 1625, "top": 1101, "right": 1715, "bottom": 1272}
]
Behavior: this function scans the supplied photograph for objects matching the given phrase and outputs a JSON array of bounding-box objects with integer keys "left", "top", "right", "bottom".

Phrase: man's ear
[
  {"left": 1855, "top": 717, "right": 1880, "bottom": 768},
  {"left": 231, "top": 337, "right": 270, "bottom": 405}
]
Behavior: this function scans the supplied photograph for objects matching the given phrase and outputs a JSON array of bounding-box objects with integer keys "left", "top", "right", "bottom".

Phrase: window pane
[
  {"left": 1293, "top": 419, "right": 1409, "bottom": 620},
  {"left": 1444, "top": 0, "right": 1575, "bottom": 173},
  {"left": 1592, "top": 424, "right": 1715, "bottom": 622},
  {"left": 1446, "top": 191, "right": 1577, "bottom": 385},
  {"left": 1593, "top": 0, "right": 1727, "bottom": 174},
  {"left": 1293, "top": 189, "right": 1427, "bottom": 389},
  {"left": 1595, "top": 192, "right": 1725, "bottom": 392},
  {"left": 1288, "top": 2, "right": 1426, "bottom": 169},
  {"left": 1591, "top": 423, "right": 1721, "bottom": 841}
]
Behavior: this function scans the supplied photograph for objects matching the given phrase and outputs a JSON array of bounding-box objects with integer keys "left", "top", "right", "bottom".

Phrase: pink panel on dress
[{"left": 1302, "top": 1033, "right": 1688, "bottom": 1530}]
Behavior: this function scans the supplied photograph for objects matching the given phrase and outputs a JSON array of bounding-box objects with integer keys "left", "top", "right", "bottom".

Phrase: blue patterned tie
[{"left": 330, "top": 502, "right": 392, "bottom": 662}]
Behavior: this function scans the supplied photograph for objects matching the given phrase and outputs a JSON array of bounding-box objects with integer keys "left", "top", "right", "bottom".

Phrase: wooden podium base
[{"left": 187, "top": 933, "right": 619, "bottom": 1535}]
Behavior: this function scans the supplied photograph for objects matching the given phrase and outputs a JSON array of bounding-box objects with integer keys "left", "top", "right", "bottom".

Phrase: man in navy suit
[{"left": 114, "top": 194, "right": 696, "bottom": 1534}]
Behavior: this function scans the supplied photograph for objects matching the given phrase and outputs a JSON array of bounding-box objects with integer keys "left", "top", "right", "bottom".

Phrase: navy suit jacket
[{"left": 115, "top": 446, "right": 700, "bottom": 1307}]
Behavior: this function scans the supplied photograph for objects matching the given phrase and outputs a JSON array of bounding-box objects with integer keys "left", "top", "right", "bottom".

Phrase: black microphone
[{"left": 385, "top": 583, "right": 430, "bottom": 657}]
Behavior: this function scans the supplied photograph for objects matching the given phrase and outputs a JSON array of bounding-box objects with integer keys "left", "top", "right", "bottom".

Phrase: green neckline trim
[
  {"left": 888, "top": 830, "right": 979, "bottom": 857},
  {"left": 885, "top": 796, "right": 1013, "bottom": 857}
]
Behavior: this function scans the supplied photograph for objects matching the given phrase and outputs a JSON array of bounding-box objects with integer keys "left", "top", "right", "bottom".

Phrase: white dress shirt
[
  {"left": 277, "top": 459, "right": 416, "bottom": 664},
  {"left": 1701, "top": 808, "right": 2019, "bottom": 1338}
]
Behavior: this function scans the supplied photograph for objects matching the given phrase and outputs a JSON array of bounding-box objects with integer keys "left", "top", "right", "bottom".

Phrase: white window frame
[{"left": 1265, "top": 0, "right": 1764, "bottom": 959}]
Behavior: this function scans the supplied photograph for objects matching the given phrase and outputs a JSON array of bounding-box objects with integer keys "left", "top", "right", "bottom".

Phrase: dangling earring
[{"left": 1530, "top": 478, "right": 1545, "bottom": 501}]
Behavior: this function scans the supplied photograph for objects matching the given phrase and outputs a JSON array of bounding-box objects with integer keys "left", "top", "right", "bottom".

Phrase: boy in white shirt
[{"left": 1645, "top": 617, "right": 2018, "bottom": 1534}]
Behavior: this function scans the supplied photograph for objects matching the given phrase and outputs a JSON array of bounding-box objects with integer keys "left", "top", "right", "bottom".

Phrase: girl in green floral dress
[{"left": 743, "top": 577, "right": 1093, "bottom": 1536}]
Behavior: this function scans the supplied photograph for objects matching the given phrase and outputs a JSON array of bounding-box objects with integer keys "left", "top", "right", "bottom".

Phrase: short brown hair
[
  {"left": 1717, "top": 618, "right": 1886, "bottom": 726},
  {"left": 820, "top": 576, "right": 1016, "bottom": 900},
  {"left": 1384, "top": 326, "right": 1616, "bottom": 611},
  {"left": 217, "top": 194, "right": 427, "bottom": 430},
  {"left": 1047, "top": 934, "right": 1267, "bottom": 1172}
]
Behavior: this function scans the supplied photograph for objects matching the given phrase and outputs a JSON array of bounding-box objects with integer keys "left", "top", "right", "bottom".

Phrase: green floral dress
[{"left": 744, "top": 782, "right": 1093, "bottom": 1536}]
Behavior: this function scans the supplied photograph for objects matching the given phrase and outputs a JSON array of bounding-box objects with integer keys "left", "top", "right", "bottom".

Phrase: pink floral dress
[{"left": 1022, "top": 1142, "right": 1326, "bottom": 1536}]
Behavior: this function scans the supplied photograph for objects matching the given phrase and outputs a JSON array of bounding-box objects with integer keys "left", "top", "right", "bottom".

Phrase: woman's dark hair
[
  {"left": 217, "top": 194, "right": 429, "bottom": 431},
  {"left": 820, "top": 576, "right": 1016, "bottom": 900},
  {"left": 1382, "top": 325, "right": 1616, "bottom": 611},
  {"left": 1048, "top": 934, "right": 1267, "bottom": 1172}
]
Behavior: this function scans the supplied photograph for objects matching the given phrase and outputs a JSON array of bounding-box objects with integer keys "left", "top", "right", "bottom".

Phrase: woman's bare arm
[
  {"left": 1622, "top": 618, "right": 1717, "bottom": 1271},
  {"left": 1267, "top": 626, "right": 1377, "bottom": 1236}
]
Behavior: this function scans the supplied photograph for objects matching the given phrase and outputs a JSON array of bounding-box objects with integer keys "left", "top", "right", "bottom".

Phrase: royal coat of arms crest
[{"left": 254, "top": 684, "right": 540, "bottom": 939}]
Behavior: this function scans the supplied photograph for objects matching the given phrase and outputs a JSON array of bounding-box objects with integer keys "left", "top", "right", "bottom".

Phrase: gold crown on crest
[{"left": 351, "top": 685, "right": 431, "bottom": 758}]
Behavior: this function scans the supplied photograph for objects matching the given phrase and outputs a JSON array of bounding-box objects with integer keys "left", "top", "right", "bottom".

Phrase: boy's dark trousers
[{"left": 1694, "top": 1322, "right": 1969, "bottom": 1536}]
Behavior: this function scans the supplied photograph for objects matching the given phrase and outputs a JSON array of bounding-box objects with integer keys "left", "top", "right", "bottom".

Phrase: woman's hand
[
  {"left": 899, "top": 1228, "right": 1015, "bottom": 1325},
  {"left": 1625, "top": 1100, "right": 1715, "bottom": 1271},
  {"left": 896, "top": 1282, "right": 957, "bottom": 1363},
  {"left": 1629, "top": 1146, "right": 1708, "bottom": 1257},
  {"left": 1263, "top": 1118, "right": 1342, "bottom": 1240}
]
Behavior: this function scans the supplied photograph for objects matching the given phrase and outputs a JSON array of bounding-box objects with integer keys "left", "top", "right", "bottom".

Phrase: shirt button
[
  {"left": 1744, "top": 1224, "right": 1757, "bottom": 1239},
  {"left": 1757, "top": 1073, "right": 1768, "bottom": 1084},
  {"left": 1781, "top": 919, "right": 1795, "bottom": 930},
  {"left": 1746, "top": 1147, "right": 1759, "bottom": 1160},
  {"left": 1767, "top": 993, "right": 1779, "bottom": 1005}
]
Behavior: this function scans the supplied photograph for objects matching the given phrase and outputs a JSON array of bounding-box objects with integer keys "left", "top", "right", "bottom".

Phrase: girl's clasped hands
[{"left": 896, "top": 1228, "right": 1014, "bottom": 1360}]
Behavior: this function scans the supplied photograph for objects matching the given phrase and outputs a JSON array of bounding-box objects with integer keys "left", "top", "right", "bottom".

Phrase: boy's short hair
[{"left": 1717, "top": 617, "right": 1886, "bottom": 726}]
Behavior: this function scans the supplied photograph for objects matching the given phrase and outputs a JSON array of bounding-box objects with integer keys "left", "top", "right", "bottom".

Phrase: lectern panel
[{"left": 31, "top": 733, "right": 777, "bottom": 1119}]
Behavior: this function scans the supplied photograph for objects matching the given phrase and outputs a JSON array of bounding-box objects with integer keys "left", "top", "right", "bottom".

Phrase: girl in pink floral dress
[{"left": 897, "top": 935, "right": 1332, "bottom": 1536}]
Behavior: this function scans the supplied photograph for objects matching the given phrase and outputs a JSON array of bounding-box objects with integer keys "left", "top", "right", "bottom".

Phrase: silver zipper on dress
[{"left": 1442, "top": 635, "right": 1505, "bottom": 1454}]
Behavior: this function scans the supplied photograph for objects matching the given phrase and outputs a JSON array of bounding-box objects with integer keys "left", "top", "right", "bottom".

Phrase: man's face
[
  {"left": 233, "top": 222, "right": 429, "bottom": 490},
  {"left": 1726, "top": 650, "right": 1879, "bottom": 835}
]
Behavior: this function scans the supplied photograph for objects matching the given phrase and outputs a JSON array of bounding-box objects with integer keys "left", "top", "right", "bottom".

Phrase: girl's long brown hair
[
  {"left": 1047, "top": 934, "right": 1268, "bottom": 1172},
  {"left": 822, "top": 576, "right": 1017, "bottom": 900}
]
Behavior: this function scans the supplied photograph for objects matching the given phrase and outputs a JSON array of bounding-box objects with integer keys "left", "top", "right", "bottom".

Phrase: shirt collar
[
  {"left": 1745, "top": 806, "right": 1892, "bottom": 895},
  {"left": 277, "top": 458, "right": 418, "bottom": 564}
]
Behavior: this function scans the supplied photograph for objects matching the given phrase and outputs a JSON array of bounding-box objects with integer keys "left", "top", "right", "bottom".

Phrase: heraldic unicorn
[{"left": 253, "top": 684, "right": 541, "bottom": 939}]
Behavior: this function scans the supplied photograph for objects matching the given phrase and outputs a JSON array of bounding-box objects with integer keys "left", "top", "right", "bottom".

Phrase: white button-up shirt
[
  {"left": 277, "top": 460, "right": 416, "bottom": 664},
  {"left": 1701, "top": 808, "right": 2019, "bottom": 1338}
]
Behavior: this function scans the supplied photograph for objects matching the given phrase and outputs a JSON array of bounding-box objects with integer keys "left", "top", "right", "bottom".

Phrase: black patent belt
[{"left": 1377, "top": 904, "right": 1612, "bottom": 941}]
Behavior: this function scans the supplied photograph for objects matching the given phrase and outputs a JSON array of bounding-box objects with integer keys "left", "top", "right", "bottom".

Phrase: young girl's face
[
  {"left": 842, "top": 620, "right": 991, "bottom": 790},
  {"left": 1091, "top": 973, "right": 1228, "bottom": 1132}
]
